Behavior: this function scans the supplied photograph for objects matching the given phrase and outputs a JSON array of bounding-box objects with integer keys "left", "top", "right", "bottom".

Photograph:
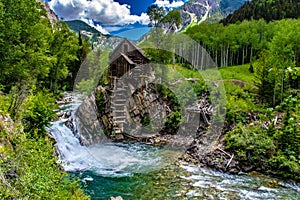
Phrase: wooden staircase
[{"left": 111, "top": 77, "right": 128, "bottom": 134}]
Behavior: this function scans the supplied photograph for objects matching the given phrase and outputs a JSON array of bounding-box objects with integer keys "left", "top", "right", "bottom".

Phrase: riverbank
[
  {"left": 50, "top": 92, "right": 300, "bottom": 199},
  {"left": 0, "top": 112, "right": 89, "bottom": 199},
  {"left": 69, "top": 63, "right": 300, "bottom": 183}
]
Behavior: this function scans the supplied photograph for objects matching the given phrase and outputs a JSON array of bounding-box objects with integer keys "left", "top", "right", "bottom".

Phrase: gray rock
[{"left": 72, "top": 94, "right": 110, "bottom": 146}]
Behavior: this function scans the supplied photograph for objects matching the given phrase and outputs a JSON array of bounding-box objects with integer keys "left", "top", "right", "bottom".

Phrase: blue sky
[
  {"left": 116, "top": 0, "right": 188, "bottom": 15},
  {"left": 47, "top": 0, "right": 188, "bottom": 39},
  {"left": 115, "top": 0, "right": 155, "bottom": 15}
]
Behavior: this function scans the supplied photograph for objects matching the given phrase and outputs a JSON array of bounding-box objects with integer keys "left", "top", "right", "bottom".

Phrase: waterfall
[
  {"left": 47, "top": 93, "right": 179, "bottom": 177},
  {"left": 47, "top": 93, "right": 300, "bottom": 199}
]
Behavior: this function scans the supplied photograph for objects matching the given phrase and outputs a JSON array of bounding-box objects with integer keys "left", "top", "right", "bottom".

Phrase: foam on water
[
  {"left": 47, "top": 93, "right": 300, "bottom": 199},
  {"left": 48, "top": 93, "right": 173, "bottom": 177},
  {"left": 180, "top": 162, "right": 300, "bottom": 199},
  {"left": 49, "top": 120, "right": 170, "bottom": 177}
]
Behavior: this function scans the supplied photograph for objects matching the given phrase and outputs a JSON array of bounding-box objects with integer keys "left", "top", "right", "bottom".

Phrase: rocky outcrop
[
  {"left": 0, "top": 114, "right": 14, "bottom": 133},
  {"left": 178, "top": 0, "right": 248, "bottom": 28},
  {"left": 93, "top": 83, "right": 176, "bottom": 143},
  {"left": 0, "top": 114, "right": 15, "bottom": 153},
  {"left": 72, "top": 79, "right": 217, "bottom": 150},
  {"left": 186, "top": 138, "right": 241, "bottom": 174},
  {"left": 0, "top": 114, "right": 19, "bottom": 185},
  {"left": 36, "top": 0, "right": 59, "bottom": 26},
  {"left": 186, "top": 111, "right": 286, "bottom": 175},
  {"left": 67, "top": 92, "right": 110, "bottom": 146}
]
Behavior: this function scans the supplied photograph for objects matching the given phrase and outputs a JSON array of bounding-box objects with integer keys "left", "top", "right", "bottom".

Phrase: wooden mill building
[
  {"left": 108, "top": 39, "right": 150, "bottom": 135},
  {"left": 109, "top": 38, "right": 149, "bottom": 80}
]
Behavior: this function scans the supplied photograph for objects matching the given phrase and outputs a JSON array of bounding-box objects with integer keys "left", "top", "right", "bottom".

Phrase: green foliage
[
  {"left": 0, "top": 127, "right": 89, "bottom": 199},
  {"left": 49, "top": 22, "right": 81, "bottom": 93},
  {"left": 0, "top": 1, "right": 89, "bottom": 198},
  {"left": 95, "top": 89, "right": 106, "bottom": 115},
  {"left": 270, "top": 150, "right": 300, "bottom": 179},
  {"left": 20, "top": 90, "right": 57, "bottom": 137},
  {"left": 0, "top": 86, "right": 9, "bottom": 113},
  {"left": 156, "top": 84, "right": 182, "bottom": 134},
  {"left": 147, "top": 5, "right": 166, "bottom": 27},
  {"left": 226, "top": 123, "right": 275, "bottom": 164},
  {"left": 0, "top": 0, "right": 86, "bottom": 94},
  {"left": 0, "top": 0, "right": 54, "bottom": 91},
  {"left": 226, "top": 94, "right": 300, "bottom": 179},
  {"left": 65, "top": 32, "right": 91, "bottom": 91},
  {"left": 164, "top": 111, "right": 182, "bottom": 134},
  {"left": 141, "top": 113, "right": 151, "bottom": 127},
  {"left": 221, "top": 0, "right": 300, "bottom": 25},
  {"left": 225, "top": 82, "right": 259, "bottom": 124},
  {"left": 185, "top": 20, "right": 275, "bottom": 67},
  {"left": 162, "top": 10, "right": 182, "bottom": 33},
  {"left": 204, "top": 64, "right": 260, "bottom": 124},
  {"left": 144, "top": 48, "right": 173, "bottom": 64},
  {"left": 76, "top": 48, "right": 109, "bottom": 95},
  {"left": 165, "top": 64, "right": 207, "bottom": 97},
  {"left": 270, "top": 95, "right": 300, "bottom": 178},
  {"left": 219, "top": 64, "right": 256, "bottom": 84},
  {"left": 254, "top": 19, "right": 300, "bottom": 106},
  {"left": 140, "top": 28, "right": 174, "bottom": 63}
]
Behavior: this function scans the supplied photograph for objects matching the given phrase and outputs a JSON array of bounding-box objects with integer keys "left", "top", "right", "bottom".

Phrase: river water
[{"left": 48, "top": 93, "right": 300, "bottom": 200}]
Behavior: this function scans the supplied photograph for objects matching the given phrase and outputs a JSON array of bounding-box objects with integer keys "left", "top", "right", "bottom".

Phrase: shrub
[
  {"left": 20, "top": 90, "right": 56, "bottom": 137},
  {"left": 226, "top": 123, "right": 275, "bottom": 165}
]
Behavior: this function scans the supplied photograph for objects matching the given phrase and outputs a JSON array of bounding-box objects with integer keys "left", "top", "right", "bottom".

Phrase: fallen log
[{"left": 226, "top": 154, "right": 234, "bottom": 169}]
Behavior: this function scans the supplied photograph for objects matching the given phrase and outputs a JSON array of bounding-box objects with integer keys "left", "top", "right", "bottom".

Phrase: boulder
[{"left": 71, "top": 94, "right": 110, "bottom": 146}]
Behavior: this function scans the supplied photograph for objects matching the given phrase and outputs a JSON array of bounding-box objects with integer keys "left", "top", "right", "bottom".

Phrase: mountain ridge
[
  {"left": 221, "top": 0, "right": 300, "bottom": 25},
  {"left": 65, "top": 20, "right": 102, "bottom": 35},
  {"left": 179, "top": 0, "right": 249, "bottom": 27}
]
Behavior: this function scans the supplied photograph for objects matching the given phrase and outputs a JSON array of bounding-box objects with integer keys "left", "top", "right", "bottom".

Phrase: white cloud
[
  {"left": 81, "top": 18, "right": 110, "bottom": 35},
  {"left": 94, "top": 24, "right": 110, "bottom": 35},
  {"left": 49, "top": 0, "right": 149, "bottom": 25},
  {"left": 154, "top": 0, "right": 185, "bottom": 8},
  {"left": 103, "top": 26, "right": 126, "bottom": 33}
]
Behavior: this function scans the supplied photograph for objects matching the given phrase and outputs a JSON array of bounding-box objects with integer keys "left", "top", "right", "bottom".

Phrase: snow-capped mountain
[{"left": 179, "top": 0, "right": 248, "bottom": 27}]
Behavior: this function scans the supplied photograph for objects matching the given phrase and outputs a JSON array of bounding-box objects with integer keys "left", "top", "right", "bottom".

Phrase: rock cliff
[{"left": 36, "top": 0, "right": 59, "bottom": 26}]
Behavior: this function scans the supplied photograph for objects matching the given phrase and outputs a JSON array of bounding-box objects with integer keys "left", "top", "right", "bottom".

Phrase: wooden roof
[
  {"left": 109, "top": 38, "right": 146, "bottom": 62},
  {"left": 120, "top": 53, "right": 135, "bottom": 65}
]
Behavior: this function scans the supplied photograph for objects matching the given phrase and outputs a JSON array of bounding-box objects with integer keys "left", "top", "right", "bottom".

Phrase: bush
[
  {"left": 226, "top": 123, "right": 275, "bottom": 165},
  {"left": 20, "top": 90, "right": 57, "bottom": 137},
  {"left": 270, "top": 95, "right": 300, "bottom": 178},
  {"left": 0, "top": 130, "right": 89, "bottom": 199},
  {"left": 95, "top": 89, "right": 106, "bottom": 115}
]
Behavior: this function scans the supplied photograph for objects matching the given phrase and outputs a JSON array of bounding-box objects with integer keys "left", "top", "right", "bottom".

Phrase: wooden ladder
[{"left": 111, "top": 77, "right": 127, "bottom": 134}]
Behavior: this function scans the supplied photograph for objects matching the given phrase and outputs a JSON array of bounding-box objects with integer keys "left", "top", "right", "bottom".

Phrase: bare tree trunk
[
  {"left": 230, "top": 51, "right": 233, "bottom": 66},
  {"left": 226, "top": 44, "right": 229, "bottom": 67},
  {"left": 245, "top": 45, "right": 248, "bottom": 63},
  {"left": 215, "top": 49, "right": 218, "bottom": 67},
  {"left": 250, "top": 46, "right": 253, "bottom": 62},
  {"left": 224, "top": 47, "right": 226, "bottom": 67},
  {"left": 281, "top": 72, "right": 284, "bottom": 103},
  {"left": 242, "top": 46, "right": 245, "bottom": 65}
]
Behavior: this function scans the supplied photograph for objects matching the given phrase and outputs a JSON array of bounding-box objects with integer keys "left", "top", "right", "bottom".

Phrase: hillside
[
  {"left": 65, "top": 20, "right": 123, "bottom": 50},
  {"left": 219, "top": 0, "right": 250, "bottom": 14},
  {"left": 179, "top": 0, "right": 248, "bottom": 27},
  {"left": 65, "top": 20, "right": 102, "bottom": 35},
  {"left": 221, "top": 0, "right": 300, "bottom": 25}
]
